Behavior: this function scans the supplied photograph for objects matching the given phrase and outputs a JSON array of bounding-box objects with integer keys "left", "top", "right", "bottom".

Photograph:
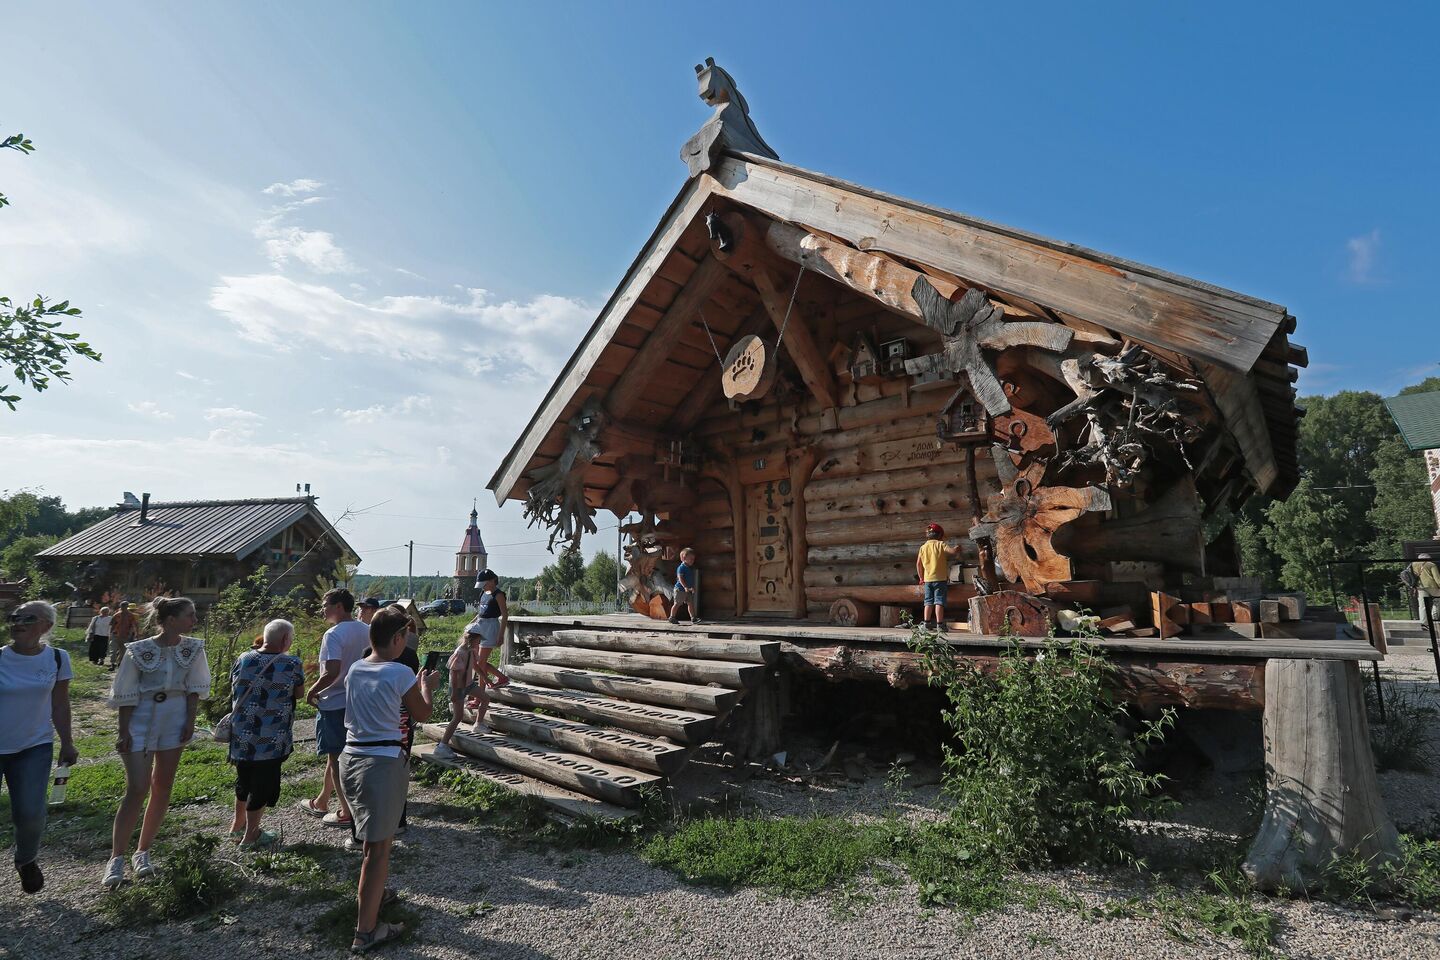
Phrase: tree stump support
[
  {"left": 1242, "top": 658, "right": 1400, "bottom": 892},
  {"left": 724, "top": 666, "right": 783, "bottom": 762}
]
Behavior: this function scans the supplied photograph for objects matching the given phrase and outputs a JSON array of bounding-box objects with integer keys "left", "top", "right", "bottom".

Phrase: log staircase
[{"left": 415, "top": 628, "right": 778, "bottom": 819}]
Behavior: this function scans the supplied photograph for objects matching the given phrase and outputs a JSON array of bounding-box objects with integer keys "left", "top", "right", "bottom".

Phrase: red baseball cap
[{"left": 926, "top": 522, "right": 944, "bottom": 537}]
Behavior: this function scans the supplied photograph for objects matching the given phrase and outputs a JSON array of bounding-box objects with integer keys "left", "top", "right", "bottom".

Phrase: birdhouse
[
  {"left": 848, "top": 332, "right": 882, "bottom": 383},
  {"left": 879, "top": 337, "right": 911, "bottom": 375},
  {"left": 936, "top": 380, "right": 990, "bottom": 445}
]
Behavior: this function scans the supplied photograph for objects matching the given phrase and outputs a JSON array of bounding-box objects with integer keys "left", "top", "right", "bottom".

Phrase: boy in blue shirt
[{"left": 668, "top": 547, "right": 701, "bottom": 625}]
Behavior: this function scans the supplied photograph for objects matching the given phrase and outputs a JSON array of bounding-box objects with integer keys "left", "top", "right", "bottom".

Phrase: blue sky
[{"left": 2, "top": 2, "right": 1436, "bottom": 575}]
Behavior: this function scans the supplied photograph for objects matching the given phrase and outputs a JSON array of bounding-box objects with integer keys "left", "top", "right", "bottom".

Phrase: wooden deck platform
[{"left": 508, "top": 614, "right": 1380, "bottom": 662}]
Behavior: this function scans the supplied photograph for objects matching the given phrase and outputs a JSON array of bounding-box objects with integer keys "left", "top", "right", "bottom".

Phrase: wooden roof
[{"left": 490, "top": 152, "right": 1305, "bottom": 507}]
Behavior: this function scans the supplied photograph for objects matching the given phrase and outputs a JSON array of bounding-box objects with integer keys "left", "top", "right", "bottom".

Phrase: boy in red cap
[{"left": 916, "top": 522, "right": 960, "bottom": 633}]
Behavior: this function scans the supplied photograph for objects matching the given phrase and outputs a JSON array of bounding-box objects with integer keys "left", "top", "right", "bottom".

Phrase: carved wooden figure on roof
[
  {"left": 522, "top": 397, "right": 607, "bottom": 551},
  {"left": 681, "top": 58, "right": 779, "bottom": 177}
]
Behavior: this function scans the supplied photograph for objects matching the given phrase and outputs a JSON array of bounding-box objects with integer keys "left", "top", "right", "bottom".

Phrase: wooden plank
[
  {"left": 484, "top": 705, "right": 690, "bottom": 775},
  {"left": 424, "top": 725, "right": 662, "bottom": 806},
  {"left": 530, "top": 644, "right": 762, "bottom": 688},
  {"left": 411, "top": 742, "right": 636, "bottom": 821},
  {"left": 503, "top": 662, "right": 739, "bottom": 714},
  {"left": 606, "top": 254, "right": 731, "bottom": 420},
  {"left": 541, "top": 629, "right": 779, "bottom": 664},
  {"left": 489, "top": 683, "right": 717, "bottom": 746},
  {"left": 489, "top": 179, "right": 713, "bottom": 503},
  {"left": 1196, "top": 360, "right": 1281, "bottom": 496},
  {"left": 712, "top": 156, "right": 1286, "bottom": 372}
]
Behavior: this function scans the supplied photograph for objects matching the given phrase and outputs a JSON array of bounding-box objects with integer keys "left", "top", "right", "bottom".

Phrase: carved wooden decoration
[
  {"left": 721, "top": 334, "right": 778, "bottom": 401},
  {"left": 904, "top": 277, "right": 1073, "bottom": 415},
  {"left": 680, "top": 58, "right": 778, "bottom": 177},
  {"left": 1047, "top": 345, "right": 1205, "bottom": 488},
  {"left": 522, "top": 397, "right": 606, "bottom": 551},
  {"left": 970, "top": 446, "right": 1112, "bottom": 593},
  {"left": 968, "top": 590, "right": 1057, "bottom": 637}
]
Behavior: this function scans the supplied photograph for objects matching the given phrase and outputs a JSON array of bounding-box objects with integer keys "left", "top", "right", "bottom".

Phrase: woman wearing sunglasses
[{"left": 0, "top": 601, "right": 78, "bottom": 894}]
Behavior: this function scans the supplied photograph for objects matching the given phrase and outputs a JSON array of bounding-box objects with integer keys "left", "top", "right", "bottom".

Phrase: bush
[
  {"left": 1366, "top": 678, "right": 1436, "bottom": 773},
  {"left": 908, "top": 624, "right": 1173, "bottom": 868}
]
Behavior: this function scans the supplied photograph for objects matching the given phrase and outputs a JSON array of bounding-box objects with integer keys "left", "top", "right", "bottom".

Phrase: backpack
[{"left": 1401, "top": 565, "right": 1420, "bottom": 591}]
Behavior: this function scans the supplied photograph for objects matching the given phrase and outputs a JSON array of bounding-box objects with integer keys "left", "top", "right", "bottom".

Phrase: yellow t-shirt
[{"left": 917, "top": 539, "right": 950, "bottom": 583}]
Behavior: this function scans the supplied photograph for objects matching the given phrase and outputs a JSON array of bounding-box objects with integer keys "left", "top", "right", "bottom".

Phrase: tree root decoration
[
  {"left": 1046, "top": 345, "right": 1204, "bottom": 489},
  {"left": 522, "top": 398, "right": 606, "bottom": 552}
]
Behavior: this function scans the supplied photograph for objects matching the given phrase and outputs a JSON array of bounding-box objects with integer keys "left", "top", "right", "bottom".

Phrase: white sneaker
[
  {"left": 432, "top": 742, "right": 459, "bottom": 760},
  {"left": 102, "top": 856, "right": 125, "bottom": 889},
  {"left": 469, "top": 721, "right": 491, "bottom": 736},
  {"left": 132, "top": 850, "right": 155, "bottom": 879}
]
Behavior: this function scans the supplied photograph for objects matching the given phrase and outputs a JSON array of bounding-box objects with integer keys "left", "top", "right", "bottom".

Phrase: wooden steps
[
  {"left": 540, "top": 629, "right": 780, "bottom": 664},
  {"left": 529, "top": 645, "right": 765, "bottom": 688},
  {"left": 420, "top": 723, "right": 663, "bottom": 807},
  {"left": 490, "top": 682, "right": 718, "bottom": 745},
  {"left": 414, "top": 624, "right": 761, "bottom": 818},
  {"left": 412, "top": 741, "right": 634, "bottom": 821},
  {"left": 505, "top": 662, "right": 739, "bottom": 714},
  {"left": 484, "top": 705, "right": 689, "bottom": 774}
]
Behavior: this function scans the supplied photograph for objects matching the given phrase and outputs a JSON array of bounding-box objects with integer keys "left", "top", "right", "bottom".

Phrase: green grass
[
  {"left": 100, "top": 835, "right": 241, "bottom": 927},
  {"left": 642, "top": 816, "right": 887, "bottom": 895}
]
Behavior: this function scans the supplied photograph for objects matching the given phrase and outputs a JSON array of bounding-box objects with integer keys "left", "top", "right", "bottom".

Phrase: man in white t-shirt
[{"left": 297, "top": 589, "right": 371, "bottom": 827}]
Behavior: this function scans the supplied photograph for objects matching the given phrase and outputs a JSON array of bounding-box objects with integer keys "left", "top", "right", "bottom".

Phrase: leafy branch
[{"left": 1, "top": 124, "right": 100, "bottom": 410}]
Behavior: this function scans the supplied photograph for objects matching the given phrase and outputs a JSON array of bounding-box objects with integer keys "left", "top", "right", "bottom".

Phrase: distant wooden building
[
  {"left": 36, "top": 495, "right": 359, "bottom": 608},
  {"left": 488, "top": 60, "right": 1306, "bottom": 626}
]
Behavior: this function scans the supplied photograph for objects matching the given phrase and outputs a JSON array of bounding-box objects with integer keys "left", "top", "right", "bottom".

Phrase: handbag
[{"left": 212, "top": 712, "right": 233, "bottom": 743}]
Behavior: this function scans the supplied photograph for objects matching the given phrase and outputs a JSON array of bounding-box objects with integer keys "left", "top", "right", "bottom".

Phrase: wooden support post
[
  {"left": 725, "top": 669, "right": 783, "bottom": 762},
  {"left": 1242, "top": 659, "right": 1400, "bottom": 892}
]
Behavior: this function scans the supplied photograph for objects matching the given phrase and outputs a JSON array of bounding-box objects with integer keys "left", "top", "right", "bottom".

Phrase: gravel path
[{"left": 5, "top": 650, "right": 1440, "bottom": 959}]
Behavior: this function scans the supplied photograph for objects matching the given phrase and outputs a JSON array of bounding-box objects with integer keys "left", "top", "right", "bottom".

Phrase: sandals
[
  {"left": 351, "top": 920, "right": 405, "bottom": 953},
  {"left": 296, "top": 799, "right": 328, "bottom": 818},
  {"left": 239, "top": 830, "right": 279, "bottom": 851}
]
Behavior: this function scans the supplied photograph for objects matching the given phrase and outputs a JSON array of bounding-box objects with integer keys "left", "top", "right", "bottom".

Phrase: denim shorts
[
  {"left": 316, "top": 708, "right": 347, "bottom": 755},
  {"left": 923, "top": 581, "right": 948, "bottom": 606}
]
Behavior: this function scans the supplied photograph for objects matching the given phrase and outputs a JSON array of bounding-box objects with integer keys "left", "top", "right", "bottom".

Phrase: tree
[
  {"left": 1367, "top": 437, "right": 1435, "bottom": 561},
  {"left": 579, "top": 550, "right": 620, "bottom": 603},
  {"left": 1261, "top": 479, "right": 1351, "bottom": 599},
  {"left": 538, "top": 548, "right": 586, "bottom": 601},
  {"left": 0, "top": 491, "right": 38, "bottom": 545},
  {"left": 1, "top": 128, "right": 100, "bottom": 410},
  {"left": 0, "top": 534, "right": 63, "bottom": 599},
  {"left": 0, "top": 493, "right": 108, "bottom": 550}
]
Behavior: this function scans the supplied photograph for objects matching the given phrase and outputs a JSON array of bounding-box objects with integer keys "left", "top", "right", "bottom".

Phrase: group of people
[
  {"left": 0, "top": 567, "right": 513, "bottom": 954},
  {"left": 81, "top": 600, "right": 138, "bottom": 667}
]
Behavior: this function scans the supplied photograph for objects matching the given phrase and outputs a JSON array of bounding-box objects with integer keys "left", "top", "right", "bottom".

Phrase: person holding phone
[{"left": 339, "top": 605, "right": 440, "bottom": 952}]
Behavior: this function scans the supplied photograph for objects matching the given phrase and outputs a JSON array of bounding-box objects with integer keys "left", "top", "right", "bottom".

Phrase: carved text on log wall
[{"left": 872, "top": 436, "right": 948, "bottom": 469}]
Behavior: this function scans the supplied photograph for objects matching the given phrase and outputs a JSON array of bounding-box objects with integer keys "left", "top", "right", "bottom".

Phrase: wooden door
[{"left": 745, "top": 480, "right": 793, "bottom": 613}]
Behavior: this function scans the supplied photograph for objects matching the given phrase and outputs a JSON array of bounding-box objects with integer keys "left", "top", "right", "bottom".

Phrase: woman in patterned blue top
[{"left": 226, "top": 619, "right": 306, "bottom": 849}]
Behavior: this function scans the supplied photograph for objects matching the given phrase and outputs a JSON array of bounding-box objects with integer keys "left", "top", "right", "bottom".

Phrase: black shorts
[{"left": 234, "top": 757, "right": 286, "bottom": 811}]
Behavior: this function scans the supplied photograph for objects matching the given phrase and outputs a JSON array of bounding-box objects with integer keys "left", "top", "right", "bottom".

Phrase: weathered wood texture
[
  {"left": 537, "top": 629, "right": 778, "bottom": 664},
  {"left": 529, "top": 645, "right": 763, "bottom": 688},
  {"left": 780, "top": 644, "right": 1265, "bottom": 710},
  {"left": 1242, "top": 659, "right": 1399, "bottom": 891}
]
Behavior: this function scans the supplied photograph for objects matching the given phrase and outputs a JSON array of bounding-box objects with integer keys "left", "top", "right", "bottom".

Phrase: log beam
[
  {"left": 753, "top": 267, "right": 839, "bottom": 410},
  {"left": 607, "top": 253, "right": 729, "bottom": 420},
  {"left": 780, "top": 644, "right": 1266, "bottom": 710}
]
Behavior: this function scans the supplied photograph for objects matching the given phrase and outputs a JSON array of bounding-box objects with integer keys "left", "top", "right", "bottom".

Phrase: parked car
[
  {"left": 448, "top": 598, "right": 467, "bottom": 615},
  {"left": 418, "top": 599, "right": 450, "bottom": 617}
]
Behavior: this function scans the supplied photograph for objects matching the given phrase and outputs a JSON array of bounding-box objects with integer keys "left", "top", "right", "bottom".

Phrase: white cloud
[
  {"left": 254, "top": 217, "right": 355, "bottom": 274},
  {"left": 335, "top": 395, "right": 433, "bottom": 424},
  {"left": 437, "top": 445, "right": 452, "bottom": 465},
  {"left": 204, "top": 407, "right": 263, "bottom": 422},
  {"left": 207, "top": 275, "right": 591, "bottom": 381},
  {"left": 1345, "top": 228, "right": 1382, "bottom": 284},
  {"left": 262, "top": 178, "right": 325, "bottom": 197},
  {"left": 127, "top": 400, "right": 173, "bottom": 420}
]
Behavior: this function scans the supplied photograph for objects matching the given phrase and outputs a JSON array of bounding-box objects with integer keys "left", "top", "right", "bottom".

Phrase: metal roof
[
  {"left": 36, "top": 498, "right": 360, "bottom": 561},
  {"left": 1385, "top": 391, "right": 1440, "bottom": 451}
]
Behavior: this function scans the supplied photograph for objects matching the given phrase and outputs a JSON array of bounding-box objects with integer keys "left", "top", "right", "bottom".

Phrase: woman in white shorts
[{"left": 103, "top": 597, "right": 210, "bottom": 888}]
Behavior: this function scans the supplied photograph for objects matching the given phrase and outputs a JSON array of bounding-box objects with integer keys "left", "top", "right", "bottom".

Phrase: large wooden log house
[
  {"left": 453, "top": 61, "right": 1395, "bottom": 889},
  {"left": 490, "top": 60, "right": 1306, "bottom": 627}
]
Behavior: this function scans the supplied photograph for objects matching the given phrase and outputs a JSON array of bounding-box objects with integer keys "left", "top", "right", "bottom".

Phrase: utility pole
[{"left": 406, "top": 540, "right": 414, "bottom": 599}]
